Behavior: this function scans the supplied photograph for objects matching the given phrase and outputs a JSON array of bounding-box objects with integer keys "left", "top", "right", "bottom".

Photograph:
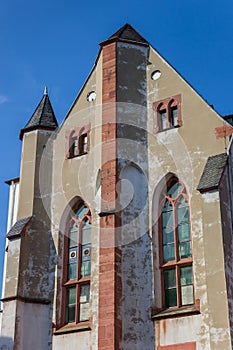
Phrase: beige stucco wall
[
  {"left": 147, "top": 47, "right": 232, "bottom": 349},
  {"left": 51, "top": 53, "right": 102, "bottom": 349}
]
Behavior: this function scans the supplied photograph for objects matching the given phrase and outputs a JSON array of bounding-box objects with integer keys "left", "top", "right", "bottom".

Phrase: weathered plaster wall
[
  {"left": 3, "top": 238, "right": 21, "bottom": 299},
  {"left": 147, "top": 46, "right": 232, "bottom": 349},
  {"left": 15, "top": 302, "right": 51, "bottom": 350},
  {"left": 0, "top": 300, "right": 17, "bottom": 346},
  {"left": 17, "top": 131, "right": 37, "bottom": 219},
  {"left": 52, "top": 55, "right": 102, "bottom": 349},
  {"left": 116, "top": 41, "right": 154, "bottom": 349},
  {"left": 53, "top": 330, "right": 91, "bottom": 350}
]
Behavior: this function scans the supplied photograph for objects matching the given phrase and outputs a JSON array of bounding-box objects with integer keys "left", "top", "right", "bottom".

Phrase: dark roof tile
[
  {"left": 102, "top": 23, "right": 148, "bottom": 46},
  {"left": 7, "top": 216, "right": 32, "bottom": 239},
  {"left": 197, "top": 153, "right": 227, "bottom": 192},
  {"left": 19, "top": 89, "right": 58, "bottom": 140}
]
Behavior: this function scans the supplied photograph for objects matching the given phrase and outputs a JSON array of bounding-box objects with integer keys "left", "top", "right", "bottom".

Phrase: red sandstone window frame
[
  {"left": 66, "top": 124, "right": 90, "bottom": 158},
  {"left": 153, "top": 95, "right": 182, "bottom": 133},
  {"left": 61, "top": 201, "right": 92, "bottom": 328},
  {"left": 159, "top": 177, "right": 194, "bottom": 310}
]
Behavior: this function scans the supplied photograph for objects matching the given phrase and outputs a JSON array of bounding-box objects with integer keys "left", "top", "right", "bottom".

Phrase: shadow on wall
[{"left": 0, "top": 336, "right": 14, "bottom": 349}]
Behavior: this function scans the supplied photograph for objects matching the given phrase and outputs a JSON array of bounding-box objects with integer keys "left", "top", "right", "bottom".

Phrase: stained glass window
[
  {"left": 64, "top": 203, "right": 92, "bottom": 325},
  {"left": 161, "top": 178, "right": 193, "bottom": 308}
]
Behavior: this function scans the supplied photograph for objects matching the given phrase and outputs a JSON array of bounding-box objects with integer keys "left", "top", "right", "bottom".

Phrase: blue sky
[{"left": 0, "top": 0, "right": 233, "bottom": 295}]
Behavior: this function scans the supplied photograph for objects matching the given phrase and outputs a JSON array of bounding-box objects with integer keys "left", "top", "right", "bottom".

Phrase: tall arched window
[
  {"left": 160, "top": 178, "right": 193, "bottom": 308},
  {"left": 63, "top": 202, "right": 92, "bottom": 325}
]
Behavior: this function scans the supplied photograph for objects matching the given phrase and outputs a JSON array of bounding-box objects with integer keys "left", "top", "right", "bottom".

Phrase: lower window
[
  {"left": 66, "top": 284, "right": 90, "bottom": 323},
  {"left": 164, "top": 266, "right": 194, "bottom": 308},
  {"left": 63, "top": 202, "right": 92, "bottom": 326}
]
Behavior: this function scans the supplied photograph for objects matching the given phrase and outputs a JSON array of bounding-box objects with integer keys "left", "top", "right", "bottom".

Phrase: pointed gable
[
  {"left": 100, "top": 23, "right": 149, "bottom": 47},
  {"left": 19, "top": 88, "right": 58, "bottom": 140}
]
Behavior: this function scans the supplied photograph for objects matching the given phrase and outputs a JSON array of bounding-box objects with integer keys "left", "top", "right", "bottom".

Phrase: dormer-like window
[
  {"left": 153, "top": 95, "right": 182, "bottom": 133},
  {"left": 66, "top": 125, "right": 90, "bottom": 159}
]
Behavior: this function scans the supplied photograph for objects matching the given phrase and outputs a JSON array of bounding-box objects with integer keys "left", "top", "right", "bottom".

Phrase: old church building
[{"left": 1, "top": 24, "right": 233, "bottom": 350}]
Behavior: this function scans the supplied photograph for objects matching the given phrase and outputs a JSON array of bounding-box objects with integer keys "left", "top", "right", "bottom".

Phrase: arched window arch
[
  {"left": 168, "top": 99, "right": 178, "bottom": 127},
  {"left": 158, "top": 102, "right": 167, "bottom": 131},
  {"left": 159, "top": 177, "right": 194, "bottom": 308},
  {"left": 62, "top": 201, "right": 92, "bottom": 325}
]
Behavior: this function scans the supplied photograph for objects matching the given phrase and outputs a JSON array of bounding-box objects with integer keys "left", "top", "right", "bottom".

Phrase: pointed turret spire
[
  {"left": 19, "top": 88, "right": 58, "bottom": 140},
  {"left": 100, "top": 23, "right": 149, "bottom": 47}
]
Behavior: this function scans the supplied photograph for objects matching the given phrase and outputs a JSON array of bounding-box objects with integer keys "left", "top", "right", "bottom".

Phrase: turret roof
[{"left": 19, "top": 88, "right": 58, "bottom": 140}]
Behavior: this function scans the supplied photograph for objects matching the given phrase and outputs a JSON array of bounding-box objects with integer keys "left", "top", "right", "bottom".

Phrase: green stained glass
[
  {"left": 163, "top": 244, "right": 175, "bottom": 262},
  {"left": 162, "top": 203, "right": 175, "bottom": 262},
  {"left": 180, "top": 266, "right": 194, "bottom": 305},
  {"left": 164, "top": 269, "right": 176, "bottom": 288},
  {"left": 81, "top": 244, "right": 91, "bottom": 278},
  {"left": 160, "top": 111, "right": 167, "bottom": 130},
  {"left": 68, "top": 223, "right": 78, "bottom": 248},
  {"left": 82, "top": 222, "right": 91, "bottom": 244},
  {"left": 177, "top": 197, "right": 191, "bottom": 259},
  {"left": 75, "top": 205, "right": 89, "bottom": 220},
  {"left": 167, "top": 181, "right": 183, "bottom": 199},
  {"left": 79, "top": 284, "right": 90, "bottom": 322},
  {"left": 65, "top": 287, "right": 76, "bottom": 323},
  {"left": 171, "top": 107, "right": 178, "bottom": 127},
  {"left": 165, "top": 288, "right": 177, "bottom": 307},
  {"left": 164, "top": 269, "right": 177, "bottom": 307},
  {"left": 162, "top": 200, "right": 172, "bottom": 212},
  {"left": 179, "top": 241, "right": 191, "bottom": 259},
  {"left": 68, "top": 263, "right": 77, "bottom": 280},
  {"left": 180, "top": 266, "right": 193, "bottom": 285}
]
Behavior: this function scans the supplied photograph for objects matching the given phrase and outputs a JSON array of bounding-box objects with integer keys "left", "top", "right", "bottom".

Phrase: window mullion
[
  {"left": 76, "top": 284, "right": 80, "bottom": 323},
  {"left": 176, "top": 266, "right": 181, "bottom": 307},
  {"left": 174, "top": 202, "right": 179, "bottom": 263}
]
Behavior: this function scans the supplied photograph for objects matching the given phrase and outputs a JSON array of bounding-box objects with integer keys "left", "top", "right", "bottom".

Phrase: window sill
[
  {"left": 54, "top": 321, "right": 91, "bottom": 335},
  {"left": 151, "top": 301, "right": 200, "bottom": 320},
  {"left": 67, "top": 152, "right": 88, "bottom": 159},
  {"left": 158, "top": 125, "right": 181, "bottom": 133}
]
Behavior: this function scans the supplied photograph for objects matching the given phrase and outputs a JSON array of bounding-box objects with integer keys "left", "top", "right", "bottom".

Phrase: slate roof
[
  {"left": 197, "top": 153, "right": 227, "bottom": 192},
  {"left": 102, "top": 23, "right": 149, "bottom": 46},
  {"left": 19, "top": 89, "right": 58, "bottom": 140},
  {"left": 7, "top": 216, "right": 32, "bottom": 239}
]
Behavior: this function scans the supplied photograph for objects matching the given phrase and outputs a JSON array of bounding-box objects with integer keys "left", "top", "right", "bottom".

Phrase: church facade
[{"left": 1, "top": 24, "right": 233, "bottom": 350}]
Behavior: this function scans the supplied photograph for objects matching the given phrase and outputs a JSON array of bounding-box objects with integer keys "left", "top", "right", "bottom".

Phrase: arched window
[
  {"left": 63, "top": 202, "right": 92, "bottom": 325},
  {"left": 153, "top": 94, "right": 182, "bottom": 133},
  {"left": 66, "top": 124, "right": 90, "bottom": 158},
  {"left": 160, "top": 178, "right": 193, "bottom": 308},
  {"left": 158, "top": 103, "right": 167, "bottom": 131}
]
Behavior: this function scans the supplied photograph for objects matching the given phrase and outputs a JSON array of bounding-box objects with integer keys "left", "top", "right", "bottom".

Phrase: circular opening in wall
[
  {"left": 87, "top": 91, "right": 96, "bottom": 102},
  {"left": 151, "top": 70, "right": 161, "bottom": 81}
]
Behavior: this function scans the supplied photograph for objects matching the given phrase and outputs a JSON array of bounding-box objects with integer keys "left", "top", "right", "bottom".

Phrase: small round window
[
  {"left": 87, "top": 91, "right": 96, "bottom": 102},
  {"left": 151, "top": 70, "right": 161, "bottom": 81}
]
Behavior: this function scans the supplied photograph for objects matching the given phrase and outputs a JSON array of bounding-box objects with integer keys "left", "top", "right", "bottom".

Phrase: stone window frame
[
  {"left": 66, "top": 124, "right": 90, "bottom": 159},
  {"left": 60, "top": 200, "right": 92, "bottom": 330},
  {"left": 153, "top": 94, "right": 182, "bottom": 133}
]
